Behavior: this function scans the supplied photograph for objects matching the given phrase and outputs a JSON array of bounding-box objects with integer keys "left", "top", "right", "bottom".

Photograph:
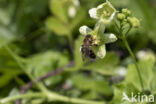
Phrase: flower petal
[
  {"left": 97, "top": 45, "right": 106, "bottom": 59},
  {"left": 101, "top": 33, "right": 117, "bottom": 44},
  {"left": 79, "top": 26, "right": 92, "bottom": 36},
  {"left": 89, "top": 8, "right": 98, "bottom": 19}
]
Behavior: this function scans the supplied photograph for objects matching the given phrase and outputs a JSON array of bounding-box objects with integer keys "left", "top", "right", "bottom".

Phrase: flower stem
[
  {"left": 94, "top": 20, "right": 105, "bottom": 36},
  {"left": 121, "top": 35, "right": 144, "bottom": 91}
]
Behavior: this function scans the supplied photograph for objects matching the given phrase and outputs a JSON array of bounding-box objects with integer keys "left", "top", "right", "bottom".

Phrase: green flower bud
[
  {"left": 122, "top": 9, "right": 131, "bottom": 16},
  {"left": 127, "top": 17, "right": 140, "bottom": 28},
  {"left": 117, "top": 13, "right": 126, "bottom": 21},
  {"left": 122, "top": 19, "right": 127, "bottom": 25}
]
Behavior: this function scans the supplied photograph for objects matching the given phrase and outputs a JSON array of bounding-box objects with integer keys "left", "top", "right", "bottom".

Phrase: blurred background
[{"left": 0, "top": 0, "right": 156, "bottom": 104}]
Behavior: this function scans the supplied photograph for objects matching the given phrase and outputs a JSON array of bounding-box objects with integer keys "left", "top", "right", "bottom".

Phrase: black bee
[{"left": 80, "top": 34, "right": 97, "bottom": 60}]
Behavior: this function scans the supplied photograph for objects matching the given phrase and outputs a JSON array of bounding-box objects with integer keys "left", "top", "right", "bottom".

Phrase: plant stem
[
  {"left": 0, "top": 92, "right": 105, "bottom": 104},
  {"left": 0, "top": 93, "right": 46, "bottom": 104},
  {"left": 121, "top": 35, "right": 144, "bottom": 91},
  {"left": 48, "top": 91, "right": 105, "bottom": 104}
]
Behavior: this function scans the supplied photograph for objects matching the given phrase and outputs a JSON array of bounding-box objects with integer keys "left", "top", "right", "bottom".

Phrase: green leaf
[
  {"left": 50, "top": 0, "right": 68, "bottom": 23},
  {"left": 0, "top": 47, "right": 22, "bottom": 88},
  {"left": 71, "top": 74, "right": 113, "bottom": 98},
  {"left": 26, "top": 51, "right": 69, "bottom": 85},
  {"left": 83, "top": 52, "right": 119, "bottom": 75},
  {"left": 0, "top": 74, "right": 14, "bottom": 88},
  {"left": 126, "top": 59, "right": 155, "bottom": 91},
  {"left": 45, "top": 17, "right": 70, "bottom": 35},
  {"left": 110, "top": 83, "right": 139, "bottom": 104}
]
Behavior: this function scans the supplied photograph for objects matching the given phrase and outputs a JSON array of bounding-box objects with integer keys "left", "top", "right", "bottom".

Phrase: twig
[{"left": 15, "top": 61, "right": 74, "bottom": 104}]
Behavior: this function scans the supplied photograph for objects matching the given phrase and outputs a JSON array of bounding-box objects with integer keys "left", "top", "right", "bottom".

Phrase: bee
[{"left": 80, "top": 34, "right": 97, "bottom": 60}]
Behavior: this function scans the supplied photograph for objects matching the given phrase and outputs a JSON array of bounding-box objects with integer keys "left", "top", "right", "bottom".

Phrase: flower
[
  {"left": 89, "top": 1, "right": 116, "bottom": 24},
  {"left": 79, "top": 23, "right": 117, "bottom": 59},
  {"left": 79, "top": 25, "right": 117, "bottom": 59},
  {"left": 79, "top": 1, "right": 118, "bottom": 59},
  {"left": 79, "top": 26, "right": 117, "bottom": 59}
]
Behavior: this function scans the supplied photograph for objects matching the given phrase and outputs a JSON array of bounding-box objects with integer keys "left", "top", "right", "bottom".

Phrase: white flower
[
  {"left": 79, "top": 1, "right": 118, "bottom": 59},
  {"left": 89, "top": 8, "right": 98, "bottom": 19},
  {"left": 68, "top": 6, "right": 77, "bottom": 18},
  {"left": 79, "top": 25, "right": 92, "bottom": 35},
  {"left": 88, "top": 1, "right": 116, "bottom": 24}
]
